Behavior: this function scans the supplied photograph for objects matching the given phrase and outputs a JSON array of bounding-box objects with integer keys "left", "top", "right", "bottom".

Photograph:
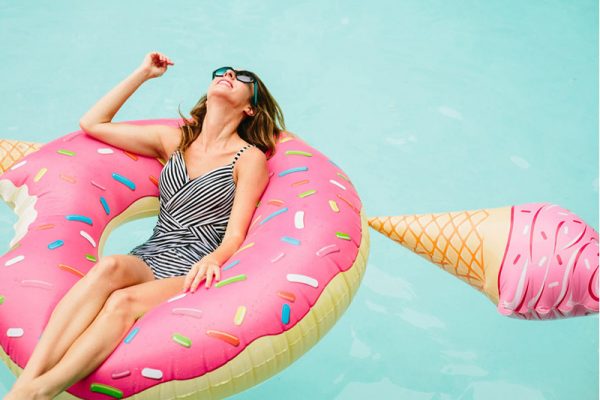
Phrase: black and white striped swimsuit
[{"left": 128, "top": 143, "right": 254, "bottom": 279}]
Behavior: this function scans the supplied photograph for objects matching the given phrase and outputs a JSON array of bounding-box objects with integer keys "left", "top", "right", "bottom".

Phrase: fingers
[
  {"left": 183, "top": 262, "right": 221, "bottom": 293},
  {"left": 150, "top": 51, "right": 174, "bottom": 68}
]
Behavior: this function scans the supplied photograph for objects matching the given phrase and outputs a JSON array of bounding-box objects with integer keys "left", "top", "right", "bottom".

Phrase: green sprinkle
[
  {"left": 172, "top": 333, "right": 192, "bottom": 348},
  {"left": 298, "top": 189, "right": 316, "bottom": 198},
  {"left": 336, "top": 232, "right": 351, "bottom": 240},
  {"left": 285, "top": 150, "right": 313, "bottom": 157},
  {"left": 215, "top": 274, "right": 247, "bottom": 288},
  {"left": 90, "top": 383, "right": 123, "bottom": 399},
  {"left": 85, "top": 254, "right": 97, "bottom": 262},
  {"left": 57, "top": 149, "right": 75, "bottom": 156},
  {"left": 0, "top": 295, "right": 4, "bottom": 305}
]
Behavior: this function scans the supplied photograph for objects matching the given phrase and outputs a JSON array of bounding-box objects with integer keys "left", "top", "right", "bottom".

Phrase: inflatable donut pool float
[
  {"left": 0, "top": 117, "right": 598, "bottom": 398},
  {"left": 0, "top": 118, "right": 369, "bottom": 399}
]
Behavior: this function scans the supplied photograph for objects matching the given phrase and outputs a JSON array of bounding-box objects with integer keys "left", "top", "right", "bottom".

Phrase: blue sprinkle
[
  {"left": 124, "top": 327, "right": 139, "bottom": 344},
  {"left": 222, "top": 259, "right": 240, "bottom": 271},
  {"left": 112, "top": 173, "right": 136, "bottom": 190},
  {"left": 278, "top": 167, "right": 308, "bottom": 177},
  {"left": 281, "top": 304, "right": 291, "bottom": 324},
  {"left": 100, "top": 196, "right": 110, "bottom": 215},
  {"left": 48, "top": 240, "right": 64, "bottom": 250},
  {"left": 260, "top": 207, "right": 288, "bottom": 225},
  {"left": 65, "top": 215, "right": 93, "bottom": 225},
  {"left": 281, "top": 236, "right": 301, "bottom": 246}
]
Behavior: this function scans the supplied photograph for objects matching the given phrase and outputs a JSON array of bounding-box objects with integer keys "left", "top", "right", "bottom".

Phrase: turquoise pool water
[{"left": 0, "top": 1, "right": 597, "bottom": 399}]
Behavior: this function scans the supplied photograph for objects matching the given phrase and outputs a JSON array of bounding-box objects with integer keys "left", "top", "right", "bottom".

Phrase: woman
[{"left": 5, "top": 51, "right": 287, "bottom": 399}]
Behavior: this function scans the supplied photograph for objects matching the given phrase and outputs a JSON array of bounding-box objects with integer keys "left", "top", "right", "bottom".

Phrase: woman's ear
[{"left": 244, "top": 106, "right": 256, "bottom": 117}]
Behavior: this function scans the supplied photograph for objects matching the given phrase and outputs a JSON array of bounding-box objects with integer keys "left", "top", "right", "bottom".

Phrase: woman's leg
[
  {"left": 11, "top": 254, "right": 155, "bottom": 389},
  {"left": 10, "top": 275, "right": 187, "bottom": 400}
]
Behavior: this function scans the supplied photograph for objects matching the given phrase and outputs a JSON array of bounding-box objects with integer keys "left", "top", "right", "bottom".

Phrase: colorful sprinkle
[
  {"left": 100, "top": 196, "right": 110, "bottom": 215},
  {"left": 5, "top": 255, "right": 24, "bottom": 266},
  {"left": 97, "top": 148, "right": 114, "bottom": 154},
  {"left": 329, "top": 200, "right": 339, "bottom": 212},
  {"left": 90, "top": 180, "right": 106, "bottom": 191},
  {"left": 172, "top": 333, "right": 192, "bottom": 348},
  {"left": 58, "top": 263, "right": 85, "bottom": 278},
  {"left": 261, "top": 207, "right": 288, "bottom": 225},
  {"left": 111, "top": 370, "right": 131, "bottom": 379},
  {"left": 35, "top": 223, "right": 54, "bottom": 230},
  {"left": 277, "top": 291, "right": 296, "bottom": 302},
  {"left": 294, "top": 211, "right": 305, "bottom": 229},
  {"left": 112, "top": 173, "right": 136, "bottom": 190},
  {"left": 149, "top": 175, "right": 159, "bottom": 186},
  {"left": 329, "top": 179, "right": 346, "bottom": 190},
  {"left": 292, "top": 179, "right": 309, "bottom": 186},
  {"left": 215, "top": 274, "right": 247, "bottom": 288},
  {"left": 281, "top": 236, "right": 301, "bottom": 246},
  {"left": 336, "top": 172, "right": 350, "bottom": 182},
  {"left": 9, "top": 160, "right": 26, "bottom": 170},
  {"left": 33, "top": 167, "right": 47, "bottom": 182},
  {"left": 123, "top": 150, "right": 138, "bottom": 161},
  {"left": 48, "top": 240, "right": 64, "bottom": 250},
  {"left": 124, "top": 327, "right": 139, "bottom": 344},
  {"left": 285, "top": 150, "right": 312, "bottom": 157},
  {"left": 222, "top": 259, "right": 240, "bottom": 271},
  {"left": 80, "top": 230, "right": 96, "bottom": 247},
  {"left": 281, "top": 303, "right": 291, "bottom": 324},
  {"left": 85, "top": 254, "right": 97, "bottom": 262},
  {"left": 57, "top": 149, "right": 75, "bottom": 156},
  {"left": 271, "top": 252, "right": 285, "bottom": 263},
  {"left": 279, "top": 136, "right": 293, "bottom": 143},
  {"left": 513, "top": 254, "right": 521, "bottom": 264},
  {"left": 336, "top": 232, "right": 351, "bottom": 240},
  {"left": 206, "top": 329, "right": 240, "bottom": 346},
  {"left": 141, "top": 367, "right": 163, "bottom": 380},
  {"left": 316, "top": 244, "right": 340, "bottom": 257},
  {"left": 267, "top": 199, "right": 285, "bottom": 206},
  {"left": 90, "top": 383, "right": 124, "bottom": 398},
  {"left": 278, "top": 166, "right": 308, "bottom": 177},
  {"left": 21, "top": 280, "right": 52, "bottom": 289},
  {"left": 66, "top": 214, "right": 93, "bottom": 225},
  {"left": 167, "top": 293, "right": 187, "bottom": 303},
  {"left": 59, "top": 173, "right": 76, "bottom": 184},
  {"left": 6, "top": 328, "right": 24, "bottom": 338},
  {"left": 336, "top": 193, "right": 360, "bottom": 214},
  {"left": 249, "top": 215, "right": 262, "bottom": 230},
  {"left": 298, "top": 189, "right": 316, "bottom": 198},
  {"left": 537, "top": 256, "right": 547, "bottom": 267},
  {"left": 234, "top": 306, "right": 246, "bottom": 325},
  {"left": 287, "top": 274, "right": 319, "bottom": 288},
  {"left": 0, "top": 296, "right": 4, "bottom": 305},
  {"left": 234, "top": 242, "right": 255, "bottom": 254},
  {"left": 172, "top": 308, "right": 203, "bottom": 318}
]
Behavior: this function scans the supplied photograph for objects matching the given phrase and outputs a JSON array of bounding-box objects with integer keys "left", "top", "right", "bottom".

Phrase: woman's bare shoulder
[{"left": 159, "top": 125, "right": 184, "bottom": 159}]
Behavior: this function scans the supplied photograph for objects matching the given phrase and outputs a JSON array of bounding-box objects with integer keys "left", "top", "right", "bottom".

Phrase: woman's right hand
[{"left": 138, "top": 51, "right": 174, "bottom": 80}]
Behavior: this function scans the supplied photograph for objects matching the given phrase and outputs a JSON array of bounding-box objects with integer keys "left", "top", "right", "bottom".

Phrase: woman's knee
[{"left": 101, "top": 289, "right": 135, "bottom": 317}]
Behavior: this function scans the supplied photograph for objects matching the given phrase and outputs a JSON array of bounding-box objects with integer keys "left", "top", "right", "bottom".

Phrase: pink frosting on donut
[
  {"left": 497, "top": 202, "right": 599, "bottom": 319},
  {"left": 0, "top": 119, "right": 363, "bottom": 398}
]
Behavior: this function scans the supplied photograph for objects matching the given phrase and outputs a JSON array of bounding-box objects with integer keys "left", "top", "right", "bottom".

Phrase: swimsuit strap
[{"left": 232, "top": 144, "right": 254, "bottom": 167}]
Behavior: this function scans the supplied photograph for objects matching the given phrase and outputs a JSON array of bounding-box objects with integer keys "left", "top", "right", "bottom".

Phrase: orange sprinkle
[
  {"left": 292, "top": 179, "right": 309, "bottom": 187},
  {"left": 58, "top": 263, "right": 85, "bottom": 278},
  {"left": 35, "top": 223, "right": 55, "bottom": 230},
  {"left": 206, "top": 329, "right": 240, "bottom": 346},
  {"left": 267, "top": 199, "right": 285, "bottom": 206},
  {"left": 233, "top": 242, "right": 255, "bottom": 255},
  {"left": 123, "top": 151, "right": 138, "bottom": 161},
  {"left": 149, "top": 175, "right": 159, "bottom": 186},
  {"left": 336, "top": 193, "right": 360, "bottom": 214},
  {"left": 277, "top": 291, "right": 296, "bottom": 302},
  {"left": 59, "top": 174, "right": 76, "bottom": 184}
]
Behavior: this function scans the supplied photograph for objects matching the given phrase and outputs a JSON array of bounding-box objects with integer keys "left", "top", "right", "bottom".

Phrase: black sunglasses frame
[{"left": 212, "top": 66, "right": 258, "bottom": 106}]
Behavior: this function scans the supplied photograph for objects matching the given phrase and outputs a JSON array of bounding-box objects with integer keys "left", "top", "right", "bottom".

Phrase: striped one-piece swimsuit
[{"left": 128, "top": 143, "right": 254, "bottom": 279}]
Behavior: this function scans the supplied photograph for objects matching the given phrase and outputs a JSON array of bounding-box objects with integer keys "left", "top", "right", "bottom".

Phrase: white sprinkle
[
  {"left": 271, "top": 252, "right": 285, "bottom": 263},
  {"left": 287, "top": 273, "right": 318, "bottom": 288},
  {"left": 316, "top": 244, "right": 340, "bottom": 257},
  {"left": 584, "top": 258, "right": 591, "bottom": 270},
  {"left": 7, "top": 328, "right": 24, "bottom": 338},
  {"left": 21, "top": 280, "right": 52, "bottom": 289},
  {"left": 563, "top": 226, "right": 568, "bottom": 235},
  {"left": 5, "top": 255, "right": 24, "bottom": 266},
  {"left": 329, "top": 179, "right": 346, "bottom": 190},
  {"left": 167, "top": 293, "right": 187, "bottom": 303},
  {"left": 141, "top": 367, "right": 163, "bottom": 380},
  {"left": 80, "top": 230, "right": 96, "bottom": 247},
  {"left": 294, "top": 211, "right": 304, "bottom": 229},
  {"left": 522, "top": 224, "right": 529, "bottom": 235},
  {"left": 537, "top": 256, "right": 547, "bottom": 267},
  {"left": 558, "top": 212, "right": 569, "bottom": 216},
  {"left": 9, "top": 160, "right": 26, "bottom": 170},
  {"left": 548, "top": 282, "right": 559, "bottom": 288},
  {"left": 97, "top": 148, "right": 114, "bottom": 154},
  {"left": 90, "top": 180, "right": 106, "bottom": 191},
  {"left": 171, "top": 308, "right": 203, "bottom": 319}
]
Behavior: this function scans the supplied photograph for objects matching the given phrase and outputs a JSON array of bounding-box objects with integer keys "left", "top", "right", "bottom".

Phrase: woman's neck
[{"left": 195, "top": 102, "right": 243, "bottom": 152}]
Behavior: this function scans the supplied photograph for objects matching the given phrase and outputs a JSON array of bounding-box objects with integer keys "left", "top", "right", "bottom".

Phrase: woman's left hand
[{"left": 183, "top": 255, "right": 221, "bottom": 293}]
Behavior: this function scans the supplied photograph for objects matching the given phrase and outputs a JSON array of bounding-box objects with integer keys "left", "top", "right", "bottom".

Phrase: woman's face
[{"left": 207, "top": 68, "right": 255, "bottom": 112}]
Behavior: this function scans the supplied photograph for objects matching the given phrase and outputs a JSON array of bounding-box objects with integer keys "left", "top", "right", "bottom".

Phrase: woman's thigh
[{"left": 88, "top": 254, "right": 156, "bottom": 290}]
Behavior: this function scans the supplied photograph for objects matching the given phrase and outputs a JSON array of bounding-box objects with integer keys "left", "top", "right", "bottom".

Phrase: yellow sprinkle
[
  {"left": 33, "top": 168, "right": 47, "bottom": 182},
  {"left": 234, "top": 306, "right": 246, "bottom": 325},
  {"left": 234, "top": 242, "right": 255, "bottom": 255},
  {"left": 329, "top": 200, "right": 339, "bottom": 212},
  {"left": 280, "top": 137, "right": 293, "bottom": 143}
]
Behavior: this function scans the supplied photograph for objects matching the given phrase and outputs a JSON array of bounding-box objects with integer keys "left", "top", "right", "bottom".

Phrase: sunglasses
[{"left": 212, "top": 66, "right": 258, "bottom": 107}]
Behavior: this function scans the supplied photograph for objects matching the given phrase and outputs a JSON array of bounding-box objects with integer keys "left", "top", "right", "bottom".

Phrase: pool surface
[{"left": 0, "top": 1, "right": 597, "bottom": 399}]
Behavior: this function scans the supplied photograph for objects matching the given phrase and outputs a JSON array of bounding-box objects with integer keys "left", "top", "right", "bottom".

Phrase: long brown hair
[{"left": 176, "top": 71, "right": 289, "bottom": 159}]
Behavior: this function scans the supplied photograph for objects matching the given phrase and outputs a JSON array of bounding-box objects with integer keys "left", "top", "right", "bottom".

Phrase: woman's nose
[{"left": 224, "top": 70, "right": 236, "bottom": 80}]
